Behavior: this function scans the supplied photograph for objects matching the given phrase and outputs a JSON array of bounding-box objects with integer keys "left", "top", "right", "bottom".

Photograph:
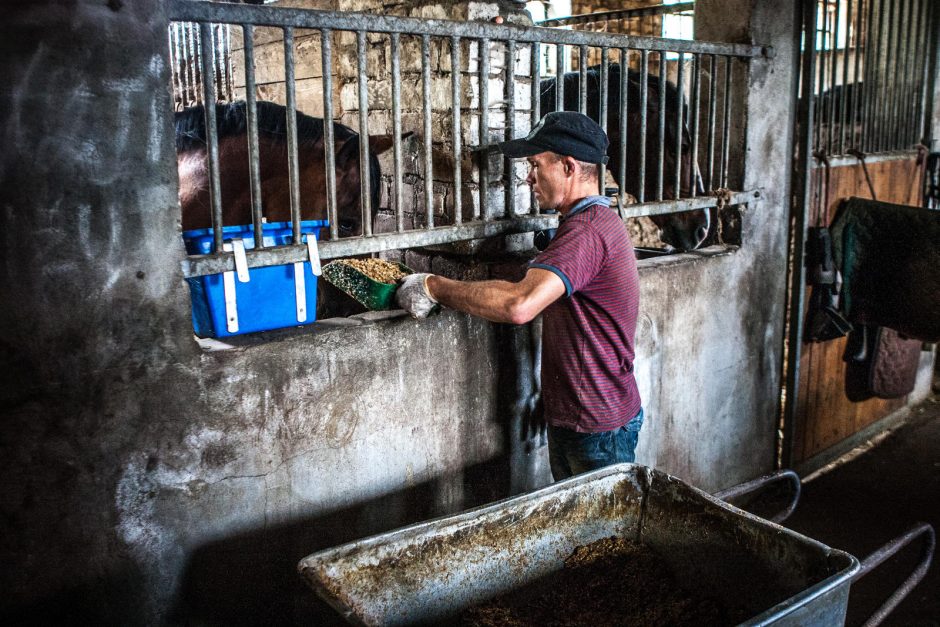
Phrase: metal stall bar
[
  {"left": 391, "top": 32, "right": 404, "bottom": 232},
  {"left": 638, "top": 49, "right": 649, "bottom": 202},
  {"left": 423, "top": 34, "right": 435, "bottom": 227},
  {"left": 782, "top": 0, "right": 818, "bottom": 470},
  {"left": 599, "top": 48, "right": 609, "bottom": 194},
  {"left": 656, "top": 51, "right": 666, "bottom": 200},
  {"left": 871, "top": 0, "right": 888, "bottom": 152},
  {"left": 284, "top": 27, "right": 303, "bottom": 242},
  {"left": 618, "top": 48, "right": 628, "bottom": 196},
  {"left": 889, "top": 0, "right": 907, "bottom": 149},
  {"left": 169, "top": 3, "right": 765, "bottom": 61},
  {"left": 537, "top": 2, "right": 696, "bottom": 28},
  {"left": 689, "top": 52, "right": 701, "bottom": 195},
  {"left": 706, "top": 54, "right": 717, "bottom": 191},
  {"left": 357, "top": 30, "right": 373, "bottom": 236},
  {"left": 815, "top": 0, "right": 827, "bottom": 154},
  {"left": 674, "top": 52, "right": 685, "bottom": 198},
  {"left": 851, "top": 0, "right": 863, "bottom": 149},
  {"left": 838, "top": 0, "right": 852, "bottom": 155},
  {"left": 530, "top": 40, "right": 540, "bottom": 216},
  {"left": 168, "top": 26, "right": 181, "bottom": 108},
  {"left": 505, "top": 38, "right": 516, "bottom": 218},
  {"left": 827, "top": 0, "right": 839, "bottom": 154},
  {"left": 243, "top": 25, "right": 264, "bottom": 245},
  {"left": 913, "top": 0, "right": 930, "bottom": 145},
  {"left": 721, "top": 56, "right": 732, "bottom": 188},
  {"left": 188, "top": 22, "right": 200, "bottom": 105},
  {"left": 452, "top": 35, "right": 463, "bottom": 225},
  {"left": 187, "top": 188, "right": 757, "bottom": 277},
  {"left": 182, "top": 191, "right": 760, "bottom": 277},
  {"left": 555, "top": 43, "right": 565, "bottom": 110},
  {"left": 860, "top": 0, "right": 878, "bottom": 152},
  {"left": 198, "top": 22, "right": 224, "bottom": 250},
  {"left": 878, "top": 0, "right": 898, "bottom": 151},
  {"left": 904, "top": 0, "right": 924, "bottom": 147},
  {"left": 579, "top": 45, "right": 588, "bottom": 115},
  {"left": 478, "top": 37, "right": 489, "bottom": 221}
]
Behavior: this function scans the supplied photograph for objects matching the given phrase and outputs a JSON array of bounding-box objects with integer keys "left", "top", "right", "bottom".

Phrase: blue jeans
[{"left": 548, "top": 408, "right": 645, "bottom": 481}]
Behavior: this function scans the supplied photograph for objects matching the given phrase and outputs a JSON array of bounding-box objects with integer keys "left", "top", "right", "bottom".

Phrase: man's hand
[{"left": 396, "top": 273, "right": 438, "bottom": 319}]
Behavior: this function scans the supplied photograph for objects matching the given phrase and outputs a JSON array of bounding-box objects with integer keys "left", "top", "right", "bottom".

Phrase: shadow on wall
[{"left": 169, "top": 459, "right": 509, "bottom": 626}]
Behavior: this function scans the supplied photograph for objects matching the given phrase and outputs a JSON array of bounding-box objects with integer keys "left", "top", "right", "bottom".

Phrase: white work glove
[{"left": 395, "top": 273, "right": 438, "bottom": 319}]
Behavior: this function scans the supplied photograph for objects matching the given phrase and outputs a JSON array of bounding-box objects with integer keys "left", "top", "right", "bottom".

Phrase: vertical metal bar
[
  {"left": 555, "top": 43, "right": 565, "bottom": 110},
  {"left": 479, "top": 37, "right": 489, "bottom": 221},
  {"left": 285, "top": 27, "right": 304, "bottom": 242},
  {"left": 861, "top": 0, "right": 878, "bottom": 152},
  {"left": 815, "top": 0, "right": 827, "bottom": 153},
  {"left": 706, "top": 54, "right": 717, "bottom": 191},
  {"left": 579, "top": 45, "right": 588, "bottom": 115},
  {"left": 194, "top": 22, "right": 204, "bottom": 104},
  {"left": 875, "top": 0, "right": 890, "bottom": 151},
  {"left": 391, "top": 32, "right": 404, "bottom": 231},
  {"left": 199, "top": 23, "right": 223, "bottom": 250},
  {"left": 839, "top": 0, "right": 853, "bottom": 154},
  {"left": 599, "top": 48, "right": 609, "bottom": 194},
  {"left": 167, "top": 26, "right": 178, "bottom": 108},
  {"left": 827, "top": 0, "right": 840, "bottom": 154},
  {"left": 905, "top": 0, "right": 924, "bottom": 147},
  {"left": 452, "top": 36, "right": 463, "bottom": 225},
  {"left": 690, "top": 53, "right": 701, "bottom": 195},
  {"left": 674, "top": 52, "right": 685, "bottom": 198},
  {"left": 618, "top": 48, "right": 628, "bottom": 195},
  {"left": 916, "top": 0, "right": 933, "bottom": 145},
  {"left": 243, "top": 25, "right": 264, "bottom": 246},
  {"left": 721, "top": 56, "right": 732, "bottom": 188},
  {"left": 894, "top": 0, "right": 913, "bottom": 149},
  {"left": 656, "top": 52, "right": 666, "bottom": 200},
  {"left": 879, "top": 0, "right": 898, "bottom": 151},
  {"left": 638, "top": 49, "right": 649, "bottom": 203},
  {"left": 506, "top": 39, "right": 516, "bottom": 218},
  {"left": 214, "top": 24, "right": 224, "bottom": 101},
  {"left": 225, "top": 25, "right": 234, "bottom": 102},
  {"left": 852, "top": 0, "right": 864, "bottom": 148},
  {"left": 783, "top": 0, "right": 819, "bottom": 471},
  {"left": 423, "top": 34, "right": 435, "bottom": 226},
  {"left": 357, "top": 30, "right": 373, "bottom": 237},
  {"left": 531, "top": 40, "right": 540, "bottom": 215}
]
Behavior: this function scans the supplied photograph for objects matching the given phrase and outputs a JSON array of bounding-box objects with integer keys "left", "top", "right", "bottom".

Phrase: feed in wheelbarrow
[{"left": 460, "top": 536, "right": 735, "bottom": 626}]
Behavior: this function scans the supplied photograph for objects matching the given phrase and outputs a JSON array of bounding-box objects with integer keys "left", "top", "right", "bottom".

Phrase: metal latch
[
  {"left": 294, "top": 233, "right": 321, "bottom": 323},
  {"left": 221, "top": 242, "right": 239, "bottom": 334},
  {"left": 231, "top": 238, "right": 250, "bottom": 283}
]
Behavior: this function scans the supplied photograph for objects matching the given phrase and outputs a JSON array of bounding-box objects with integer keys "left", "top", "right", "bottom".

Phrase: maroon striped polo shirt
[{"left": 531, "top": 196, "right": 641, "bottom": 433}]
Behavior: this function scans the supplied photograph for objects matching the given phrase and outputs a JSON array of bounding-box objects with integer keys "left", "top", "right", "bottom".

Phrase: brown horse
[
  {"left": 175, "top": 101, "right": 394, "bottom": 236},
  {"left": 540, "top": 64, "right": 708, "bottom": 251}
]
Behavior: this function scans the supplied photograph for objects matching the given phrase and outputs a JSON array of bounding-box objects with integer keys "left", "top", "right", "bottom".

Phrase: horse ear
[
  {"left": 368, "top": 132, "right": 414, "bottom": 156},
  {"left": 335, "top": 136, "right": 360, "bottom": 166}
]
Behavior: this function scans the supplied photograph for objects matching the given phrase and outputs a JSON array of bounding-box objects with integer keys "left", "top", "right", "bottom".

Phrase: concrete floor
[{"left": 783, "top": 374, "right": 940, "bottom": 627}]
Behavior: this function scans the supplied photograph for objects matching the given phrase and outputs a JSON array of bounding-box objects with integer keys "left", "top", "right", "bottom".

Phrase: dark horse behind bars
[
  {"left": 541, "top": 64, "right": 707, "bottom": 251},
  {"left": 175, "top": 101, "right": 394, "bottom": 236}
]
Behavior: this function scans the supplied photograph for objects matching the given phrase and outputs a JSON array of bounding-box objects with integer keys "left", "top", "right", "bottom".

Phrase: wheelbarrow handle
[
  {"left": 853, "top": 522, "right": 935, "bottom": 627},
  {"left": 713, "top": 469, "right": 802, "bottom": 524}
]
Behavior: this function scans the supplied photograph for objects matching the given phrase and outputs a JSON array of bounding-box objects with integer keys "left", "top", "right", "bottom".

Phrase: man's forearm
[{"left": 426, "top": 276, "right": 524, "bottom": 323}]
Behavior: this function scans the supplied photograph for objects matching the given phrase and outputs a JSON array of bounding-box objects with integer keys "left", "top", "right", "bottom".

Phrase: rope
[{"left": 847, "top": 148, "right": 877, "bottom": 201}]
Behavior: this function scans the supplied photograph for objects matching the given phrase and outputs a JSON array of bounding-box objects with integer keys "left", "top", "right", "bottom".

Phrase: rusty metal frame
[{"left": 169, "top": 0, "right": 766, "bottom": 279}]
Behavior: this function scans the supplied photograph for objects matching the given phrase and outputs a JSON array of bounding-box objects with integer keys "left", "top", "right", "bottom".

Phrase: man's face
[{"left": 525, "top": 152, "right": 566, "bottom": 211}]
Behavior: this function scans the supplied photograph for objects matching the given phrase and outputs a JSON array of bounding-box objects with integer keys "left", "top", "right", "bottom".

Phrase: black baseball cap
[{"left": 496, "top": 111, "right": 609, "bottom": 165}]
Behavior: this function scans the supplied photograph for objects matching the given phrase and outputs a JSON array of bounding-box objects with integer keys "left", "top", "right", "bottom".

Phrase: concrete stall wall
[{"left": 2, "top": 0, "right": 795, "bottom": 624}]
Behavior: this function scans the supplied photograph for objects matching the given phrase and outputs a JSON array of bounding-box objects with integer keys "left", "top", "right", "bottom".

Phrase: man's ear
[{"left": 562, "top": 156, "right": 575, "bottom": 175}]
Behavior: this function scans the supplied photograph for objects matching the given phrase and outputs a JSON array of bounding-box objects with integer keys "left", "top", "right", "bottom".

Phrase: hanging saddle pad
[
  {"left": 868, "top": 327, "right": 922, "bottom": 399},
  {"left": 831, "top": 197, "right": 940, "bottom": 342}
]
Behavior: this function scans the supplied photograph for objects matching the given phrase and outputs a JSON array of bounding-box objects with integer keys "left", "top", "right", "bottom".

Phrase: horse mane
[{"left": 175, "top": 101, "right": 355, "bottom": 153}]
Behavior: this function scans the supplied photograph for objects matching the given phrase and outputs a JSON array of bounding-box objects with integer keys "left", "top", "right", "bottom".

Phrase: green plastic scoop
[{"left": 321, "top": 260, "right": 413, "bottom": 311}]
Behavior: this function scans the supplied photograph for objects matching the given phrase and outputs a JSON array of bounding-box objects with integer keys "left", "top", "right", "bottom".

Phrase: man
[{"left": 396, "top": 111, "right": 643, "bottom": 481}]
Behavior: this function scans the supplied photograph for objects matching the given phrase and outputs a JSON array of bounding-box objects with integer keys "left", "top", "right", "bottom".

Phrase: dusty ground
[{"left": 785, "top": 373, "right": 940, "bottom": 627}]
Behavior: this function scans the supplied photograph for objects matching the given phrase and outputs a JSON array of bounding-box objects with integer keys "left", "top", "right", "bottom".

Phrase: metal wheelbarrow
[{"left": 299, "top": 464, "right": 860, "bottom": 625}]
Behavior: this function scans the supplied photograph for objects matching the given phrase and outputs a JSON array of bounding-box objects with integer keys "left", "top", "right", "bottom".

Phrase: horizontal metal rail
[
  {"left": 538, "top": 3, "right": 695, "bottom": 27},
  {"left": 854, "top": 522, "right": 935, "bottom": 627},
  {"left": 167, "top": 0, "right": 766, "bottom": 58},
  {"left": 713, "top": 469, "right": 802, "bottom": 524},
  {"left": 180, "top": 190, "right": 759, "bottom": 278}
]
